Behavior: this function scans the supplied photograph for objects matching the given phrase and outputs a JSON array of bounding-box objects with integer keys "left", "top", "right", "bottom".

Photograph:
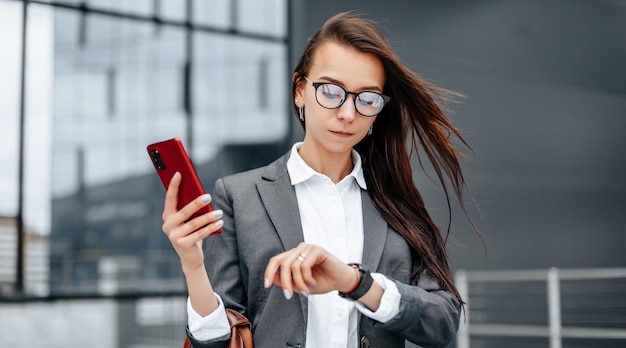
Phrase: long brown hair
[{"left": 292, "top": 12, "right": 475, "bottom": 304}]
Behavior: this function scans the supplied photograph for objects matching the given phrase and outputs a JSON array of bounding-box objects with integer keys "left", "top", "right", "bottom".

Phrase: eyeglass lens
[{"left": 315, "top": 83, "right": 386, "bottom": 116}]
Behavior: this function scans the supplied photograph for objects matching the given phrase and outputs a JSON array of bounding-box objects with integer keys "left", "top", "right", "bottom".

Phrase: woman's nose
[{"left": 337, "top": 95, "right": 357, "bottom": 122}]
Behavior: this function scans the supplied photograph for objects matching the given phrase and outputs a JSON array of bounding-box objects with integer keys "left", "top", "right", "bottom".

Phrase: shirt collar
[{"left": 286, "top": 142, "right": 367, "bottom": 189}]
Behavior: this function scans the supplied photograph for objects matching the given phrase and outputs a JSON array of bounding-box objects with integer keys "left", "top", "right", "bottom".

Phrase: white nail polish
[
  {"left": 283, "top": 289, "right": 292, "bottom": 300},
  {"left": 264, "top": 278, "right": 270, "bottom": 288},
  {"left": 200, "top": 194, "right": 211, "bottom": 203}
]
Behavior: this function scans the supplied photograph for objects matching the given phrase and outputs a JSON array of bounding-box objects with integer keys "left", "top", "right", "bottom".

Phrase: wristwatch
[{"left": 338, "top": 263, "right": 374, "bottom": 301}]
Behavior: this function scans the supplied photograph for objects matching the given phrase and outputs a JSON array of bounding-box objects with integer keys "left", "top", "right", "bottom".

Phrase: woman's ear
[{"left": 293, "top": 73, "right": 305, "bottom": 106}]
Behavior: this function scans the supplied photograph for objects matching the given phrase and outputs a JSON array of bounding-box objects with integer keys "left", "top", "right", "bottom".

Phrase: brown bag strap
[
  {"left": 183, "top": 308, "right": 253, "bottom": 348},
  {"left": 226, "top": 309, "right": 253, "bottom": 348}
]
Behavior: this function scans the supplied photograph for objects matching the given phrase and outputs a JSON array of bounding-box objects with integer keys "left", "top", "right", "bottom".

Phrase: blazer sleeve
[
  {"left": 204, "top": 177, "right": 247, "bottom": 313},
  {"left": 374, "top": 270, "right": 462, "bottom": 348},
  {"left": 184, "top": 178, "right": 247, "bottom": 348}
]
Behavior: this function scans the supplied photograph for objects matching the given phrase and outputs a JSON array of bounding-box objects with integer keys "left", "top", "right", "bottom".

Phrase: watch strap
[{"left": 338, "top": 263, "right": 374, "bottom": 301}]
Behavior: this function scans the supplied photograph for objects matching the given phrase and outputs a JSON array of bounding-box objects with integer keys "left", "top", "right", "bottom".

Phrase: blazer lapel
[
  {"left": 256, "top": 153, "right": 305, "bottom": 251},
  {"left": 360, "top": 191, "right": 388, "bottom": 272},
  {"left": 255, "top": 153, "right": 309, "bottom": 325}
]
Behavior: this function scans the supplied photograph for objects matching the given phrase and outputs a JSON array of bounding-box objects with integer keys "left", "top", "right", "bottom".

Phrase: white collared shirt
[
  {"left": 187, "top": 143, "right": 401, "bottom": 347},
  {"left": 288, "top": 142, "right": 365, "bottom": 348}
]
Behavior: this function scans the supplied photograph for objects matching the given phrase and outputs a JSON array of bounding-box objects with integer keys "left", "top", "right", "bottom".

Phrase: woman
[{"left": 162, "top": 11, "right": 473, "bottom": 348}]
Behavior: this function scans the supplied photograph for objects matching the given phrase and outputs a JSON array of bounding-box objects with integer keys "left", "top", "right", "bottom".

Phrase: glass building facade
[
  {"left": 1, "top": 1, "right": 291, "bottom": 346},
  {"left": 48, "top": 0, "right": 290, "bottom": 295},
  {"left": 0, "top": 0, "right": 291, "bottom": 298}
]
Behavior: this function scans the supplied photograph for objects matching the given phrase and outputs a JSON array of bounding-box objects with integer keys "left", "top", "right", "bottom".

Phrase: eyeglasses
[{"left": 304, "top": 77, "right": 390, "bottom": 117}]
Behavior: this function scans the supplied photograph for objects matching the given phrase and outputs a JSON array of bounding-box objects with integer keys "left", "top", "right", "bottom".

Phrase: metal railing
[{"left": 455, "top": 267, "right": 626, "bottom": 348}]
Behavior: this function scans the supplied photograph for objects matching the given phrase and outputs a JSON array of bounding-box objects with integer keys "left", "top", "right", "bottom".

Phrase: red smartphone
[{"left": 147, "top": 137, "right": 221, "bottom": 234}]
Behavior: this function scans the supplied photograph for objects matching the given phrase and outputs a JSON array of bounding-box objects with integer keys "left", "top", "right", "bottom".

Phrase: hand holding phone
[{"left": 147, "top": 137, "right": 222, "bottom": 234}]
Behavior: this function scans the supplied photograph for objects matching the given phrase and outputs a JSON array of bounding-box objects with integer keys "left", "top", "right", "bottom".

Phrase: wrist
[
  {"left": 338, "top": 263, "right": 374, "bottom": 301},
  {"left": 339, "top": 264, "right": 361, "bottom": 294},
  {"left": 182, "top": 262, "right": 206, "bottom": 277}
]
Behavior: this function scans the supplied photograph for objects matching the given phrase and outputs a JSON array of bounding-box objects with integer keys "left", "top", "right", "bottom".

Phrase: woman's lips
[{"left": 330, "top": 130, "right": 354, "bottom": 137}]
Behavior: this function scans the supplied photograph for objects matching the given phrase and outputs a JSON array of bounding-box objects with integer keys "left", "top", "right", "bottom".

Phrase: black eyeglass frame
[{"left": 304, "top": 77, "right": 391, "bottom": 117}]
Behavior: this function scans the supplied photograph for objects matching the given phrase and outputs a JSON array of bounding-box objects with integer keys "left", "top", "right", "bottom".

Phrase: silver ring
[{"left": 297, "top": 252, "right": 307, "bottom": 262}]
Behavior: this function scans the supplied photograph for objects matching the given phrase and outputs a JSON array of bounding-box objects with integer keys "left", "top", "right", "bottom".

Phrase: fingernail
[
  {"left": 264, "top": 278, "right": 270, "bottom": 288},
  {"left": 211, "top": 209, "right": 223, "bottom": 218},
  {"left": 301, "top": 291, "right": 309, "bottom": 298},
  {"left": 283, "top": 289, "right": 292, "bottom": 300},
  {"left": 214, "top": 220, "right": 224, "bottom": 227},
  {"left": 200, "top": 194, "right": 211, "bottom": 203}
]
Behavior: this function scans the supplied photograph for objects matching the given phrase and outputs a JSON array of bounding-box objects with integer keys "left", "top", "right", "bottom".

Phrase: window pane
[
  {"left": 238, "top": 0, "right": 286, "bottom": 37},
  {"left": 24, "top": 2, "right": 54, "bottom": 241},
  {"left": 159, "top": 0, "right": 186, "bottom": 21},
  {"left": 192, "top": 0, "right": 231, "bottom": 29},
  {"left": 0, "top": 1, "right": 22, "bottom": 217},
  {"left": 192, "top": 33, "right": 288, "bottom": 161}
]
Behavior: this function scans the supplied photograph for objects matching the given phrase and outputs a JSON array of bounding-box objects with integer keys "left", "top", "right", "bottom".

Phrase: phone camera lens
[{"left": 150, "top": 149, "right": 166, "bottom": 170}]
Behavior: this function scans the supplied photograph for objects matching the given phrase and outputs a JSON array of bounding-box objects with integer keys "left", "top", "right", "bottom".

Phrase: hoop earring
[
  {"left": 298, "top": 106, "right": 304, "bottom": 121},
  {"left": 367, "top": 125, "right": 373, "bottom": 135}
]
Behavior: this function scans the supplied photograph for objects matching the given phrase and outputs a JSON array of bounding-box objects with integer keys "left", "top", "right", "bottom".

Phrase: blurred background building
[{"left": 1, "top": 0, "right": 625, "bottom": 347}]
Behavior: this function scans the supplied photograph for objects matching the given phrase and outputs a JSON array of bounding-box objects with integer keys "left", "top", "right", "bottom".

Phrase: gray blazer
[{"left": 186, "top": 152, "right": 461, "bottom": 348}]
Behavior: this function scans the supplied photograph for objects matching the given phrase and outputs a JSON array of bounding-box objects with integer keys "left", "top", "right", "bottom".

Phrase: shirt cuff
[
  {"left": 354, "top": 273, "right": 400, "bottom": 323},
  {"left": 187, "top": 294, "right": 231, "bottom": 341}
]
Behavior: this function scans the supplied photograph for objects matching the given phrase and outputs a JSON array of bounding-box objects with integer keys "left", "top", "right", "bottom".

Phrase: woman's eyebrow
[{"left": 317, "top": 75, "right": 383, "bottom": 93}]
